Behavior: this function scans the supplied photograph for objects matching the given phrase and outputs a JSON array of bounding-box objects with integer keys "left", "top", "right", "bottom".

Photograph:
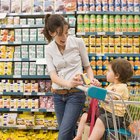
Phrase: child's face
[{"left": 106, "top": 64, "right": 115, "bottom": 83}]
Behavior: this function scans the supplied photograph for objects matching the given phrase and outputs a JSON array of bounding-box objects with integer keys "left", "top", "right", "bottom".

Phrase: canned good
[
  {"left": 127, "top": 46, "right": 133, "bottom": 53},
  {"left": 115, "top": 0, "right": 121, "bottom": 11},
  {"left": 134, "top": 2, "right": 140, "bottom": 12},
  {"left": 133, "top": 46, "right": 140, "bottom": 53},
  {"left": 128, "top": 0, "right": 134, "bottom": 12},
  {"left": 84, "top": 15, "right": 90, "bottom": 24},
  {"left": 115, "top": 45, "right": 121, "bottom": 53},
  {"left": 83, "top": 36, "right": 89, "bottom": 45},
  {"left": 96, "top": 24, "right": 102, "bottom": 32},
  {"left": 90, "top": 24, "right": 96, "bottom": 32},
  {"left": 109, "top": 15, "right": 115, "bottom": 25},
  {"left": 96, "top": 0, "right": 102, "bottom": 11},
  {"left": 121, "top": 35, "right": 128, "bottom": 46},
  {"left": 115, "top": 15, "right": 121, "bottom": 24},
  {"left": 77, "top": 15, "right": 83, "bottom": 24},
  {"left": 89, "top": 35, "right": 96, "bottom": 45},
  {"left": 95, "top": 46, "right": 102, "bottom": 54},
  {"left": 77, "top": 24, "right": 83, "bottom": 32},
  {"left": 109, "top": 36, "right": 114, "bottom": 46},
  {"left": 103, "top": 23, "right": 108, "bottom": 32},
  {"left": 109, "top": 46, "right": 115, "bottom": 53},
  {"left": 90, "top": 15, "right": 96, "bottom": 24},
  {"left": 122, "top": 24, "right": 127, "bottom": 32},
  {"left": 77, "top": 0, "right": 83, "bottom": 11},
  {"left": 134, "top": 15, "right": 140, "bottom": 24},
  {"left": 96, "top": 36, "right": 102, "bottom": 46},
  {"left": 134, "top": 24, "right": 139, "bottom": 32},
  {"left": 102, "top": 36, "right": 108, "bottom": 46},
  {"left": 103, "top": 15, "right": 109, "bottom": 24},
  {"left": 83, "top": 1, "right": 89, "bottom": 11},
  {"left": 122, "top": 15, "right": 127, "bottom": 24},
  {"left": 96, "top": 15, "right": 102, "bottom": 24},
  {"left": 89, "top": 45, "right": 96, "bottom": 53},
  {"left": 128, "top": 24, "right": 134, "bottom": 32},
  {"left": 133, "top": 36, "right": 139, "bottom": 46},
  {"left": 102, "top": 0, "right": 108, "bottom": 11},
  {"left": 121, "top": 0, "right": 127, "bottom": 11},
  {"left": 109, "top": 0, "right": 114, "bottom": 11},
  {"left": 84, "top": 24, "right": 90, "bottom": 32},
  {"left": 89, "top": 0, "right": 96, "bottom": 11},
  {"left": 127, "top": 36, "right": 133, "bottom": 46},
  {"left": 102, "top": 45, "right": 109, "bottom": 53},
  {"left": 115, "top": 24, "right": 121, "bottom": 32},
  {"left": 114, "top": 36, "right": 120, "bottom": 46},
  {"left": 109, "top": 24, "right": 115, "bottom": 32},
  {"left": 121, "top": 46, "right": 128, "bottom": 53},
  {"left": 128, "top": 15, "right": 134, "bottom": 24}
]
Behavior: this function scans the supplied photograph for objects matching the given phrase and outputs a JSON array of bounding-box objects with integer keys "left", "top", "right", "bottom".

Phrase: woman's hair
[
  {"left": 43, "top": 14, "right": 69, "bottom": 42},
  {"left": 110, "top": 58, "right": 133, "bottom": 83}
]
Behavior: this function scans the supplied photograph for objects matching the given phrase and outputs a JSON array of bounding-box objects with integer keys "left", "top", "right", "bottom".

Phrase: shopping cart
[{"left": 77, "top": 85, "right": 140, "bottom": 140}]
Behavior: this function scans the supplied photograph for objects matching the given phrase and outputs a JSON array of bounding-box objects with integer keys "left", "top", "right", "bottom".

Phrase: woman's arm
[
  {"left": 85, "top": 66, "right": 101, "bottom": 87},
  {"left": 50, "top": 71, "right": 83, "bottom": 88}
]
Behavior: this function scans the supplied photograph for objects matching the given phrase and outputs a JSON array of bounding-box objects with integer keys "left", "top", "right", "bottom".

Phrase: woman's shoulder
[{"left": 68, "top": 35, "right": 83, "bottom": 43}]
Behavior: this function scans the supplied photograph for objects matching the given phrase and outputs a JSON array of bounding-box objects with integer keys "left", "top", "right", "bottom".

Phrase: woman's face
[
  {"left": 106, "top": 64, "right": 115, "bottom": 83},
  {"left": 51, "top": 25, "right": 69, "bottom": 47}
]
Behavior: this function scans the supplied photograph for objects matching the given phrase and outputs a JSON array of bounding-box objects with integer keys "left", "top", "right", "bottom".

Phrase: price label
[
  {"left": 37, "top": 92, "right": 45, "bottom": 95},
  {"left": 31, "top": 109, "right": 39, "bottom": 112},
  {"left": 24, "top": 92, "right": 31, "bottom": 95},
  {"left": 13, "top": 75, "right": 21, "bottom": 78},
  {"left": 10, "top": 108, "right": 17, "bottom": 111},
  {"left": 77, "top": 32, "right": 85, "bottom": 35},
  {"left": 97, "top": 32, "right": 105, "bottom": 35},
  {"left": 115, "top": 32, "right": 123, "bottom": 35}
]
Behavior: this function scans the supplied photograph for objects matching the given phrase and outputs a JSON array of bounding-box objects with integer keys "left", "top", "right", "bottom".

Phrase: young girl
[{"left": 74, "top": 58, "right": 133, "bottom": 140}]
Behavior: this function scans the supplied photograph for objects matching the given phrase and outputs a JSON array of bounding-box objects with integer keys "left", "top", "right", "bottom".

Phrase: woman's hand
[
  {"left": 67, "top": 74, "right": 83, "bottom": 88},
  {"left": 90, "top": 78, "right": 101, "bottom": 87}
]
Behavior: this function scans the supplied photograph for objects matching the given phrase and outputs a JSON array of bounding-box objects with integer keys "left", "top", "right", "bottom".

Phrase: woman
[{"left": 43, "top": 14, "right": 100, "bottom": 140}]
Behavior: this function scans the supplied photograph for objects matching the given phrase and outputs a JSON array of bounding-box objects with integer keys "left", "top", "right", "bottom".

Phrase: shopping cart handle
[
  {"left": 87, "top": 86, "right": 107, "bottom": 100},
  {"left": 77, "top": 85, "right": 107, "bottom": 100}
]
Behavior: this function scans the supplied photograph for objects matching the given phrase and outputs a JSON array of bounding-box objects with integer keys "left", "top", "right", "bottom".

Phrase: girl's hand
[
  {"left": 90, "top": 78, "right": 101, "bottom": 87},
  {"left": 67, "top": 74, "right": 83, "bottom": 88}
]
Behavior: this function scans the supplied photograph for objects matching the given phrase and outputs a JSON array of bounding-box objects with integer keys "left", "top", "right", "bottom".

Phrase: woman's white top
[{"left": 45, "top": 36, "right": 90, "bottom": 89}]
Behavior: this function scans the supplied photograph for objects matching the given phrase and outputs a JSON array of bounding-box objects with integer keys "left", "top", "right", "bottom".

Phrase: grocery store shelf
[
  {"left": 0, "top": 75, "right": 50, "bottom": 79},
  {"left": 0, "top": 75, "right": 139, "bottom": 80},
  {"left": 0, "top": 92, "right": 53, "bottom": 96},
  {"left": 0, "top": 108, "right": 55, "bottom": 112},
  {"left": 0, "top": 24, "right": 44, "bottom": 29},
  {"left": 0, "top": 41, "right": 47, "bottom": 45},
  {"left": 0, "top": 58, "right": 37, "bottom": 62},
  {"left": 88, "top": 53, "right": 140, "bottom": 57},
  {"left": 77, "top": 11, "right": 140, "bottom": 15},
  {"left": 77, "top": 32, "right": 140, "bottom": 36},
  {"left": 7, "top": 11, "right": 75, "bottom": 17},
  {"left": 0, "top": 126, "right": 58, "bottom": 130}
]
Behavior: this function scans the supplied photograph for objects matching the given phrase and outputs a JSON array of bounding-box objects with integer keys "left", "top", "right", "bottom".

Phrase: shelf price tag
[
  {"left": 37, "top": 92, "right": 45, "bottom": 95},
  {"left": 115, "top": 32, "right": 123, "bottom": 35},
  {"left": 31, "top": 109, "right": 39, "bottom": 112},
  {"left": 24, "top": 92, "right": 31, "bottom": 95},
  {"left": 97, "top": 32, "right": 105, "bottom": 35},
  {"left": 13, "top": 75, "right": 21, "bottom": 78},
  {"left": 47, "top": 109, "right": 55, "bottom": 112},
  {"left": 10, "top": 108, "right": 17, "bottom": 111},
  {"left": 76, "top": 32, "right": 85, "bottom": 35}
]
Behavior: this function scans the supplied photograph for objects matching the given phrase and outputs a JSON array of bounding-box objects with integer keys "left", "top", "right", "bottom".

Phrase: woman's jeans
[{"left": 53, "top": 92, "right": 86, "bottom": 140}]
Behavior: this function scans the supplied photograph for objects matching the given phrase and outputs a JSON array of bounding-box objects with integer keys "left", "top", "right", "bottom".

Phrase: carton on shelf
[
  {"left": 0, "top": 0, "right": 10, "bottom": 13},
  {"left": 34, "top": 0, "right": 44, "bottom": 12},
  {"left": 11, "top": 0, "right": 21, "bottom": 13},
  {"left": 44, "top": 0, "right": 54, "bottom": 12}
]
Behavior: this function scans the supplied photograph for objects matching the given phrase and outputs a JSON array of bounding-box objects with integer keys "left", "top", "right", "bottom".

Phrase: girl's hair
[
  {"left": 110, "top": 58, "right": 133, "bottom": 83},
  {"left": 43, "top": 14, "right": 69, "bottom": 42}
]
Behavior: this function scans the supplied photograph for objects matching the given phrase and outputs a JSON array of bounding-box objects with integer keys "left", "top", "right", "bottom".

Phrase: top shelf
[
  {"left": 3, "top": 11, "right": 140, "bottom": 18},
  {"left": 77, "top": 11, "right": 140, "bottom": 15}
]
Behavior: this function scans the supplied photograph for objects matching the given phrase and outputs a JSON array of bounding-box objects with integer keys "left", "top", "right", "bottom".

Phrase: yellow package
[
  {"left": 127, "top": 46, "right": 133, "bottom": 54},
  {"left": 102, "top": 45, "right": 109, "bottom": 53},
  {"left": 96, "top": 36, "right": 102, "bottom": 46},
  {"left": 96, "top": 46, "right": 102, "bottom": 54},
  {"left": 133, "top": 36, "right": 139, "bottom": 46},
  {"left": 115, "top": 45, "right": 121, "bottom": 53},
  {"left": 109, "top": 46, "right": 115, "bottom": 53},
  {"left": 102, "top": 35, "right": 108, "bottom": 46},
  {"left": 89, "top": 35, "right": 96, "bottom": 45},
  {"left": 35, "top": 115, "right": 44, "bottom": 125},
  {"left": 89, "top": 45, "right": 96, "bottom": 53},
  {"left": 133, "top": 46, "right": 140, "bottom": 54}
]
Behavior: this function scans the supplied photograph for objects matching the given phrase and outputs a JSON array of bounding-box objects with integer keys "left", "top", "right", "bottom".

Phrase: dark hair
[
  {"left": 110, "top": 58, "right": 133, "bottom": 83},
  {"left": 43, "top": 14, "right": 69, "bottom": 42}
]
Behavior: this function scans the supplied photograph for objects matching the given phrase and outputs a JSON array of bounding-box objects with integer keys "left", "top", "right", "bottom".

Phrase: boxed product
[
  {"left": 44, "top": 0, "right": 54, "bottom": 12},
  {"left": 37, "top": 28, "right": 44, "bottom": 41},
  {"left": 27, "top": 18, "right": 35, "bottom": 25},
  {"left": 34, "top": 0, "right": 44, "bottom": 12},
  {"left": 31, "top": 80, "right": 38, "bottom": 92},
  {"left": 35, "top": 115, "right": 44, "bottom": 125},
  {"left": 24, "top": 80, "right": 31, "bottom": 92},
  {"left": 55, "top": 0, "right": 65, "bottom": 12},
  {"left": 11, "top": 0, "right": 21, "bottom": 13},
  {"left": 0, "top": 0, "right": 10, "bottom": 13},
  {"left": 22, "top": 0, "right": 33, "bottom": 13},
  {"left": 65, "top": 0, "right": 76, "bottom": 11},
  {"left": 38, "top": 80, "right": 46, "bottom": 92}
]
